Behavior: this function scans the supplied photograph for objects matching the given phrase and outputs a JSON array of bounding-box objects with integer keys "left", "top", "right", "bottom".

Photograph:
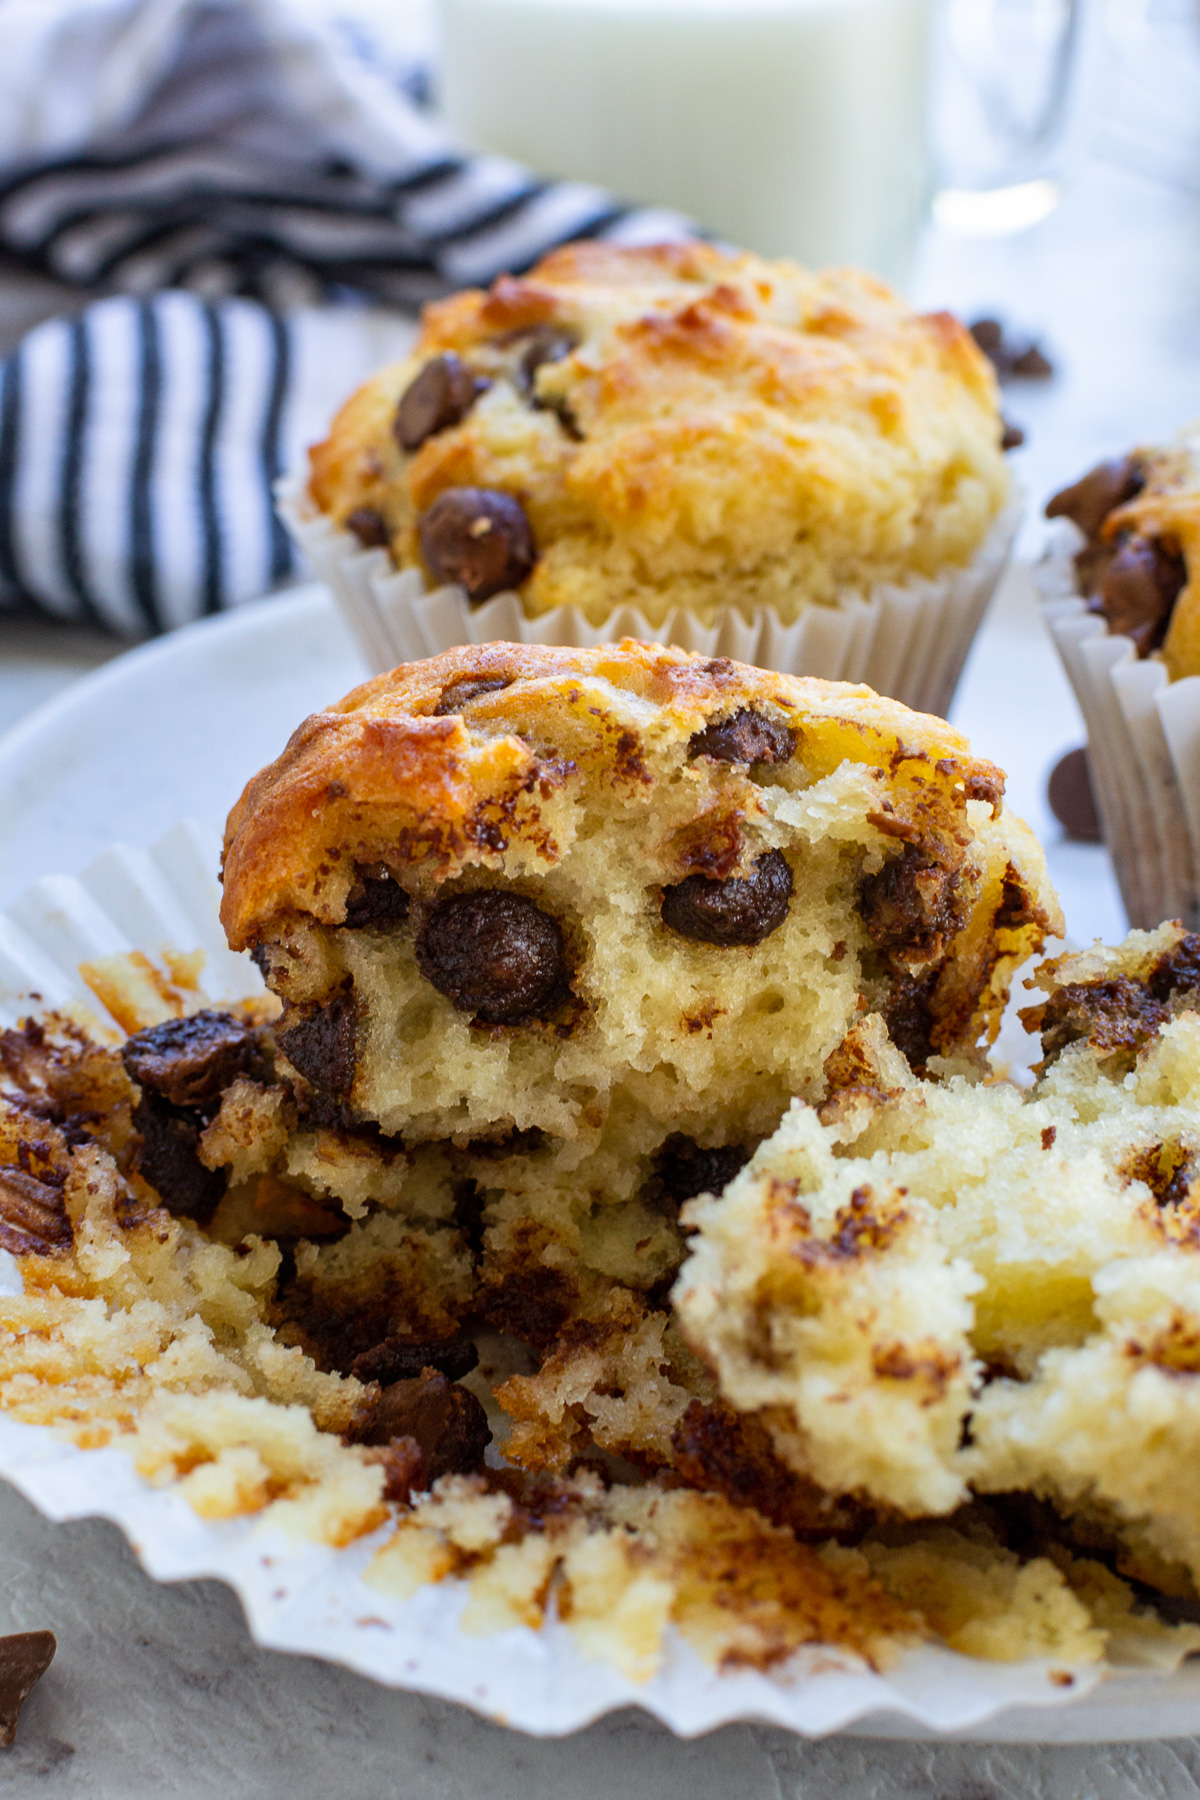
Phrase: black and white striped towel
[
  {"left": 0, "top": 0, "right": 693, "bottom": 308},
  {"left": 0, "top": 290, "right": 416, "bottom": 632}
]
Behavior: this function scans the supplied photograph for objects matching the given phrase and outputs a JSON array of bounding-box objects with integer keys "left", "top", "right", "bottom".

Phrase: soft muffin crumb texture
[{"left": 3, "top": 646, "right": 1199, "bottom": 1683}]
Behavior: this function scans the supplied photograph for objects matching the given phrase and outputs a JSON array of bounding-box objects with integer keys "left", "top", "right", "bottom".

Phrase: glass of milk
[{"left": 436, "top": 0, "right": 933, "bottom": 285}]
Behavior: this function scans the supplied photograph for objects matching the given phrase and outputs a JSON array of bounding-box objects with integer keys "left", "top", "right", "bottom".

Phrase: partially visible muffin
[
  {"left": 306, "top": 241, "right": 1012, "bottom": 631},
  {"left": 675, "top": 922, "right": 1200, "bottom": 1592},
  {"left": 1046, "top": 429, "right": 1198, "bottom": 680}
]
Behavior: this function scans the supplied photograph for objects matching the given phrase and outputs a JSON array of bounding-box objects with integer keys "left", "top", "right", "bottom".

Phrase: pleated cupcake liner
[
  {"left": 0, "top": 821, "right": 1131, "bottom": 1738},
  {"left": 1038, "top": 535, "right": 1200, "bottom": 932},
  {"left": 278, "top": 474, "right": 1019, "bottom": 720}
]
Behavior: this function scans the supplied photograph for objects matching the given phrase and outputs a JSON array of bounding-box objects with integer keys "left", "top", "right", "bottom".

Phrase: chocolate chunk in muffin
[
  {"left": 342, "top": 866, "right": 411, "bottom": 931},
  {"left": 351, "top": 1367, "right": 491, "bottom": 1480},
  {"left": 1046, "top": 456, "right": 1144, "bottom": 540},
  {"left": 133, "top": 1094, "right": 227, "bottom": 1220},
  {"left": 661, "top": 850, "right": 793, "bottom": 947},
  {"left": 652, "top": 1135, "right": 750, "bottom": 1216},
  {"left": 689, "top": 708, "right": 795, "bottom": 767},
  {"left": 416, "top": 889, "right": 566, "bottom": 1024},
  {"left": 122, "top": 1010, "right": 258, "bottom": 1106},
  {"left": 395, "top": 354, "right": 488, "bottom": 453},
  {"left": 433, "top": 675, "right": 510, "bottom": 715},
  {"left": 350, "top": 1336, "right": 479, "bottom": 1386},
  {"left": 344, "top": 507, "right": 390, "bottom": 549},
  {"left": 418, "top": 487, "right": 536, "bottom": 603},
  {"left": 277, "top": 990, "right": 357, "bottom": 1095},
  {"left": 1091, "top": 535, "right": 1187, "bottom": 656}
]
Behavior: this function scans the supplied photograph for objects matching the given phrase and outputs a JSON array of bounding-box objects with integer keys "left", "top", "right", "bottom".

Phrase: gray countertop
[{"left": 3, "top": 98, "right": 1200, "bottom": 1797}]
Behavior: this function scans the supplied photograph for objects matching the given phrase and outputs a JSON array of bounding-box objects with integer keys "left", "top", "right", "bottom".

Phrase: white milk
[{"left": 438, "top": 0, "right": 933, "bottom": 282}]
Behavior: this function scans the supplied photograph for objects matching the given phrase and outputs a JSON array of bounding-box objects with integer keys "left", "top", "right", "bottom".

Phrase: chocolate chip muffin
[
  {"left": 1040, "top": 426, "right": 1200, "bottom": 930},
  {"left": 288, "top": 242, "right": 1016, "bottom": 716},
  {"left": 221, "top": 640, "right": 1058, "bottom": 1324},
  {"left": 1046, "top": 435, "right": 1198, "bottom": 679}
]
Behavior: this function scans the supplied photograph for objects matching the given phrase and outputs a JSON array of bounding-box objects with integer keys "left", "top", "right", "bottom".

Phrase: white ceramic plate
[{"left": 0, "top": 578, "right": 1187, "bottom": 1743}]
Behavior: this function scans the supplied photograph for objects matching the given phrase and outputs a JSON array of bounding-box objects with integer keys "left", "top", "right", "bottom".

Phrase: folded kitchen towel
[
  {"left": 0, "top": 0, "right": 692, "bottom": 307},
  {"left": 0, "top": 290, "right": 416, "bottom": 632},
  {"left": 0, "top": 0, "right": 695, "bottom": 634}
]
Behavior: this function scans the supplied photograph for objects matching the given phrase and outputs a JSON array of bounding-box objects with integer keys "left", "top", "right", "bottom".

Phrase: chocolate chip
[
  {"left": 661, "top": 848, "right": 793, "bottom": 946},
  {"left": 277, "top": 990, "right": 357, "bottom": 1095},
  {"left": 351, "top": 1368, "right": 491, "bottom": 1480},
  {"left": 969, "top": 317, "right": 1054, "bottom": 381},
  {"left": 511, "top": 326, "right": 578, "bottom": 399},
  {"left": 1148, "top": 933, "right": 1200, "bottom": 1003},
  {"left": 394, "top": 354, "right": 488, "bottom": 453},
  {"left": 368, "top": 1434, "right": 426, "bottom": 1504},
  {"left": 881, "top": 970, "right": 939, "bottom": 1069},
  {"left": 0, "top": 1166, "right": 73, "bottom": 1257},
  {"left": 133, "top": 1094, "right": 227, "bottom": 1220},
  {"left": 1047, "top": 747, "right": 1102, "bottom": 843},
  {"left": 342, "top": 866, "right": 410, "bottom": 931},
  {"left": 1036, "top": 975, "right": 1167, "bottom": 1067},
  {"left": 1010, "top": 344, "right": 1053, "bottom": 379},
  {"left": 1046, "top": 456, "right": 1144, "bottom": 538},
  {"left": 1093, "top": 534, "right": 1186, "bottom": 655},
  {"left": 350, "top": 1336, "right": 479, "bottom": 1386},
  {"left": 433, "top": 675, "right": 510, "bottom": 716},
  {"left": 1000, "top": 419, "right": 1025, "bottom": 451},
  {"left": 860, "top": 846, "right": 961, "bottom": 961},
  {"left": 344, "top": 507, "right": 390, "bottom": 549},
  {"left": 482, "top": 1265, "right": 572, "bottom": 1348},
  {"left": 0, "top": 1631, "right": 55, "bottom": 1747},
  {"left": 122, "top": 1010, "right": 258, "bottom": 1107},
  {"left": 969, "top": 318, "right": 1004, "bottom": 358},
  {"left": 419, "top": 487, "right": 536, "bottom": 603},
  {"left": 688, "top": 708, "right": 795, "bottom": 767},
  {"left": 652, "top": 1136, "right": 749, "bottom": 1215},
  {"left": 415, "top": 890, "right": 566, "bottom": 1024}
]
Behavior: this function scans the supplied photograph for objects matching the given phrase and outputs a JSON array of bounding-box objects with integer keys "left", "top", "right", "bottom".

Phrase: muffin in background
[
  {"left": 282, "top": 241, "right": 1018, "bottom": 717},
  {"left": 1039, "top": 425, "right": 1200, "bottom": 929}
]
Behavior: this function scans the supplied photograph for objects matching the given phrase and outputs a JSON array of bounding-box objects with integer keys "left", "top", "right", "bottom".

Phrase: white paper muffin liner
[
  {"left": 0, "top": 819, "right": 1172, "bottom": 1739},
  {"left": 1037, "top": 532, "right": 1200, "bottom": 932},
  {"left": 278, "top": 474, "right": 1019, "bottom": 720}
]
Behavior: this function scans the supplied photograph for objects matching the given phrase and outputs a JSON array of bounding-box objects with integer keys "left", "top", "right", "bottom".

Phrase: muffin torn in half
[{"left": 7, "top": 644, "right": 1198, "bottom": 1681}]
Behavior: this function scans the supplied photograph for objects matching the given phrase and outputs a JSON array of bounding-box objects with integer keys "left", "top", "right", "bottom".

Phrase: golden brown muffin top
[
  {"left": 306, "top": 242, "right": 1011, "bottom": 629},
  {"left": 220, "top": 638, "right": 1008, "bottom": 951}
]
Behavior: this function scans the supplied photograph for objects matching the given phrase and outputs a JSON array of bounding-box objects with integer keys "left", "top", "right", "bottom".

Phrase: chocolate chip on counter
[
  {"left": 433, "top": 675, "right": 510, "bottom": 716},
  {"left": 0, "top": 1631, "right": 55, "bottom": 1748},
  {"left": 350, "top": 1336, "right": 479, "bottom": 1386},
  {"left": 969, "top": 318, "right": 1004, "bottom": 359},
  {"left": 394, "top": 354, "right": 488, "bottom": 453},
  {"left": 652, "top": 1135, "right": 750, "bottom": 1215},
  {"left": 343, "top": 507, "right": 390, "bottom": 549},
  {"left": 1000, "top": 419, "right": 1025, "bottom": 451},
  {"left": 661, "top": 848, "right": 793, "bottom": 946},
  {"left": 351, "top": 1369, "right": 491, "bottom": 1480},
  {"left": 1045, "top": 456, "right": 1144, "bottom": 538},
  {"left": 133, "top": 1094, "right": 227, "bottom": 1220},
  {"left": 969, "top": 317, "right": 1054, "bottom": 381},
  {"left": 122, "top": 1010, "right": 258, "bottom": 1107},
  {"left": 277, "top": 990, "right": 357, "bottom": 1096},
  {"left": 688, "top": 708, "right": 795, "bottom": 767},
  {"left": 1047, "top": 746, "right": 1102, "bottom": 843},
  {"left": 1093, "top": 534, "right": 1186, "bottom": 655},
  {"left": 1010, "top": 345, "right": 1054, "bottom": 379},
  {"left": 418, "top": 487, "right": 536, "bottom": 604},
  {"left": 415, "top": 889, "right": 566, "bottom": 1024},
  {"left": 342, "top": 865, "right": 410, "bottom": 931}
]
